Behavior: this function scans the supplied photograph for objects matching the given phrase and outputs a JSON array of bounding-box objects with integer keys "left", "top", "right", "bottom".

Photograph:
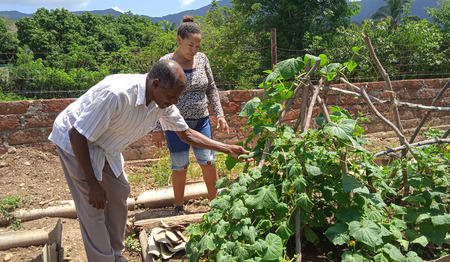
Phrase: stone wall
[{"left": 1, "top": 78, "right": 449, "bottom": 159}]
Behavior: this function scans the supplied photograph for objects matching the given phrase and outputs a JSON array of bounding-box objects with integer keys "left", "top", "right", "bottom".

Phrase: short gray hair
[{"left": 147, "top": 60, "right": 180, "bottom": 90}]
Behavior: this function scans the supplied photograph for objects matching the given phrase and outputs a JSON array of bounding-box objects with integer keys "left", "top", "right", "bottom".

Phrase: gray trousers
[{"left": 57, "top": 147, "right": 130, "bottom": 262}]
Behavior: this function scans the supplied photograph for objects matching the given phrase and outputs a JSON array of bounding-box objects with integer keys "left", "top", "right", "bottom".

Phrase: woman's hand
[
  {"left": 152, "top": 131, "right": 165, "bottom": 148},
  {"left": 216, "top": 116, "right": 230, "bottom": 134}
]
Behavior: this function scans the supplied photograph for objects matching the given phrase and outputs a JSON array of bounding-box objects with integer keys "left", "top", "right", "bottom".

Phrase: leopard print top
[{"left": 154, "top": 52, "right": 224, "bottom": 131}]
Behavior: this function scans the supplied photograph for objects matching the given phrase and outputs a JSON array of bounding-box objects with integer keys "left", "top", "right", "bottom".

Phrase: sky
[{"left": 0, "top": 0, "right": 215, "bottom": 17}]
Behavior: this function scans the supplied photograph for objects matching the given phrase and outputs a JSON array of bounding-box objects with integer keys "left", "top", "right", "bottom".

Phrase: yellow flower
[
  {"left": 282, "top": 105, "right": 286, "bottom": 109},
  {"left": 349, "top": 240, "right": 356, "bottom": 247},
  {"left": 446, "top": 145, "right": 450, "bottom": 150}
]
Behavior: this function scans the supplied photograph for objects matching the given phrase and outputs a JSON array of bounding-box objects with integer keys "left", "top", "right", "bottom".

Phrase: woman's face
[{"left": 177, "top": 33, "right": 202, "bottom": 60}]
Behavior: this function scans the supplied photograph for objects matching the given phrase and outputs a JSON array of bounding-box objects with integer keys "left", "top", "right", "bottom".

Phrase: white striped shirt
[{"left": 49, "top": 73, "right": 188, "bottom": 181}]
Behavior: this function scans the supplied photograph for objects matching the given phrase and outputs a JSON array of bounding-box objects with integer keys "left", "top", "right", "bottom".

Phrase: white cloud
[
  {"left": 112, "top": 6, "right": 125, "bottom": 13},
  {"left": 179, "top": 0, "right": 195, "bottom": 7}
]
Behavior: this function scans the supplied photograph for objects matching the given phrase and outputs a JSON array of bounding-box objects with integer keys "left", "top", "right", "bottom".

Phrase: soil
[
  {"left": 0, "top": 146, "right": 210, "bottom": 262},
  {"left": 0, "top": 131, "right": 437, "bottom": 261}
]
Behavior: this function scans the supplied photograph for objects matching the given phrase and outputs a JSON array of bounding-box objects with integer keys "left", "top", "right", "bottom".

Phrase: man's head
[{"left": 146, "top": 60, "right": 186, "bottom": 108}]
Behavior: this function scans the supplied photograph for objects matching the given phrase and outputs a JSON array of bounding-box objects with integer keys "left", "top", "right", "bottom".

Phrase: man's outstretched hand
[{"left": 228, "top": 145, "right": 252, "bottom": 162}]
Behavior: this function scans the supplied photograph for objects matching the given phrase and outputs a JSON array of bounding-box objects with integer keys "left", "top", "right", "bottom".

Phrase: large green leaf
[
  {"left": 249, "top": 167, "right": 262, "bottom": 180},
  {"left": 382, "top": 243, "right": 406, "bottom": 262},
  {"left": 324, "top": 118, "right": 356, "bottom": 140},
  {"left": 273, "top": 202, "right": 289, "bottom": 220},
  {"left": 289, "top": 163, "right": 302, "bottom": 177},
  {"left": 296, "top": 192, "right": 314, "bottom": 212},
  {"left": 342, "top": 251, "right": 366, "bottom": 262},
  {"left": 305, "top": 163, "right": 323, "bottom": 176},
  {"left": 240, "top": 97, "right": 261, "bottom": 117},
  {"left": 246, "top": 184, "right": 279, "bottom": 210},
  {"left": 217, "top": 250, "right": 232, "bottom": 262},
  {"left": 243, "top": 226, "right": 258, "bottom": 244},
  {"left": 225, "top": 154, "right": 238, "bottom": 170},
  {"left": 342, "top": 174, "right": 369, "bottom": 194},
  {"left": 211, "top": 195, "right": 232, "bottom": 210},
  {"left": 304, "top": 226, "right": 319, "bottom": 244},
  {"left": 325, "top": 223, "right": 349, "bottom": 245},
  {"left": 198, "top": 233, "right": 217, "bottom": 254},
  {"left": 406, "top": 251, "right": 424, "bottom": 262},
  {"left": 430, "top": 213, "right": 450, "bottom": 226},
  {"left": 277, "top": 57, "right": 305, "bottom": 79},
  {"left": 304, "top": 54, "right": 322, "bottom": 66},
  {"left": 261, "top": 233, "right": 283, "bottom": 261},
  {"left": 230, "top": 183, "right": 248, "bottom": 198},
  {"left": 212, "top": 219, "right": 230, "bottom": 238},
  {"left": 335, "top": 206, "right": 362, "bottom": 223},
  {"left": 238, "top": 173, "right": 255, "bottom": 187},
  {"left": 230, "top": 200, "right": 248, "bottom": 220},
  {"left": 293, "top": 176, "right": 307, "bottom": 192},
  {"left": 275, "top": 221, "right": 293, "bottom": 241},
  {"left": 419, "top": 222, "right": 447, "bottom": 246},
  {"left": 265, "top": 68, "right": 280, "bottom": 84},
  {"left": 349, "top": 220, "right": 382, "bottom": 248}
]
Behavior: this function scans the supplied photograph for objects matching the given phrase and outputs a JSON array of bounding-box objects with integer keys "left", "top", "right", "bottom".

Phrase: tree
[
  {"left": 0, "top": 18, "right": 18, "bottom": 64},
  {"left": 196, "top": 0, "right": 263, "bottom": 89},
  {"left": 370, "top": 0, "right": 421, "bottom": 30},
  {"left": 159, "top": 20, "right": 176, "bottom": 33},
  {"left": 427, "top": 0, "right": 450, "bottom": 33},
  {"left": 231, "top": 0, "right": 356, "bottom": 51}
]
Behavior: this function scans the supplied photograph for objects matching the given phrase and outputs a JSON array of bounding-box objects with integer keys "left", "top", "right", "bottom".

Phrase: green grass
[
  {"left": 128, "top": 150, "right": 246, "bottom": 189},
  {"left": 0, "top": 195, "right": 23, "bottom": 229}
]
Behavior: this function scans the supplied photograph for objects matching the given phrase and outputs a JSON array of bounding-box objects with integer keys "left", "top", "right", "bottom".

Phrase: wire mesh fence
[{"left": 1, "top": 43, "right": 449, "bottom": 99}]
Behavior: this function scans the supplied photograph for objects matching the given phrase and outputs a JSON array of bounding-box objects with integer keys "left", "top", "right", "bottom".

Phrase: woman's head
[
  {"left": 176, "top": 15, "right": 202, "bottom": 59},
  {"left": 177, "top": 15, "right": 202, "bottom": 39}
]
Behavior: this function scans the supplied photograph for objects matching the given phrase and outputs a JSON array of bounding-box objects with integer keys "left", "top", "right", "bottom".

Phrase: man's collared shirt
[{"left": 49, "top": 73, "right": 188, "bottom": 181}]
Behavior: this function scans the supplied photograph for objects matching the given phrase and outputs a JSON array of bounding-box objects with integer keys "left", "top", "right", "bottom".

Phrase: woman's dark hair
[{"left": 177, "top": 15, "right": 201, "bottom": 39}]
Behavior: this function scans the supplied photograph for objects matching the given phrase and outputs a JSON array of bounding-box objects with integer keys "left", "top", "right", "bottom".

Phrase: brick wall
[{"left": 1, "top": 78, "right": 449, "bottom": 159}]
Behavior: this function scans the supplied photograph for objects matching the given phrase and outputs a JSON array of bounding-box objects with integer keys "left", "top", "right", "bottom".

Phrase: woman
[{"left": 152, "top": 15, "right": 229, "bottom": 215}]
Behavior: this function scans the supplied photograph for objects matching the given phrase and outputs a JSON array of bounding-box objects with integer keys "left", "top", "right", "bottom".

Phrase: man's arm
[
  {"left": 175, "top": 128, "right": 249, "bottom": 160},
  {"left": 68, "top": 127, "right": 106, "bottom": 209}
]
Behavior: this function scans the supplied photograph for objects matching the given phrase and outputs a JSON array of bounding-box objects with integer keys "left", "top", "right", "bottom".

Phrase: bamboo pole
[
  {"left": 3, "top": 182, "right": 208, "bottom": 224},
  {"left": 410, "top": 79, "right": 450, "bottom": 143}
]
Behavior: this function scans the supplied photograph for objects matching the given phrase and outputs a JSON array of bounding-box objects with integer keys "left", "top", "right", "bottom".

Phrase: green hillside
[{"left": 0, "top": 16, "right": 17, "bottom": 33}]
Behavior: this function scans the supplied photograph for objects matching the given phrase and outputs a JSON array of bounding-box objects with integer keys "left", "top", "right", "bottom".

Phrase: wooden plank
[{"left": 134, "top": 213, "right": 206, "bottom": 229}]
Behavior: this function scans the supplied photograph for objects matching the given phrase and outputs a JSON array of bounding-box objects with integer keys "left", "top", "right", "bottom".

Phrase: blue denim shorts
[{"left": 165, "top": 117, "right": 215, "bottom": 170}]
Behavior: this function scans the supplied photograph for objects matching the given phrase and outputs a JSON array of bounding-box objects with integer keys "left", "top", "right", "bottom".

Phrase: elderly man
[{"left": 49, "top": 60, "right": 249, "bottom": 261}]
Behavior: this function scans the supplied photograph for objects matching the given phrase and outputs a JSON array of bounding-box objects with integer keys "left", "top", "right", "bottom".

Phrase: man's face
[{"left": 153, "top": 78, "right": 185, "bottom": 109}]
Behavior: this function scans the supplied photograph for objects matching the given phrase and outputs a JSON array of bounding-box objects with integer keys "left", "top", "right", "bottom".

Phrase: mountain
[
  {"left": 144, "top": 0, "right": 232, "bottom": 25},
  {"left": 0, "top": 0, "right": 439, "bottom": 25},
  {"left": 351, "top": 0, "right": 439, "bottom": 25},
  {"left": 0, "top": 0, "right": 232, "bottom": 25}
]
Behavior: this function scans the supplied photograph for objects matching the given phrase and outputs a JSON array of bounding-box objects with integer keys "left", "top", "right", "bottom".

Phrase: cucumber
[{"left": 239, "top": 150, "right": 262, "bottom": 159}]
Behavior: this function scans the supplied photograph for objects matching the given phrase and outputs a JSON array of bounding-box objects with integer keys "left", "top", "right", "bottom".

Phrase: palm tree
[
  {"left": 371, "top": 0, "right": 421, "bottom": 29},
  {"left": 160, "top": 20, "right": 176, "bottom": 33}
]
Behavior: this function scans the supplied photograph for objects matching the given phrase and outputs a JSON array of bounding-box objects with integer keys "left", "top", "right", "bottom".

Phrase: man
[{"left": 49, "top": 60, "right": 249, "bottom": 261}]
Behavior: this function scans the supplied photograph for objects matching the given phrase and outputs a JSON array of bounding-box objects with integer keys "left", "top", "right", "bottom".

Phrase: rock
[
  {"left": 3, "top": 252, "right": 13, "bottom": 261},
  {"left": 7, "top": 147, "right": 16, "bottom": 154},
  {"left": 24, "top": 161, "right": 31, "bottom": 166},
  {"left": 0, "top": 161, "right": 6, "bottom": 168}
]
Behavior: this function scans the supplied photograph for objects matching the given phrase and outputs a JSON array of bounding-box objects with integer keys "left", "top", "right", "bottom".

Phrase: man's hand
[
  {"left": 88, "top": 183, "right": 107, "bottom": 209},
  {"left": 216, "top": 116, "right": 230, "bottom": 134},
  {"left": 228, "top": 145, "right": 251, "bottom": 162},
  {"left": 152, "top": 131, "right": 165, "bottom": 148}
]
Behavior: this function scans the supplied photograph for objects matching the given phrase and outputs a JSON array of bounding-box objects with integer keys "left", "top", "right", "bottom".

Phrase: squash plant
[{"left": 184, "top": 55, "right": 450, "bottom": 262}]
